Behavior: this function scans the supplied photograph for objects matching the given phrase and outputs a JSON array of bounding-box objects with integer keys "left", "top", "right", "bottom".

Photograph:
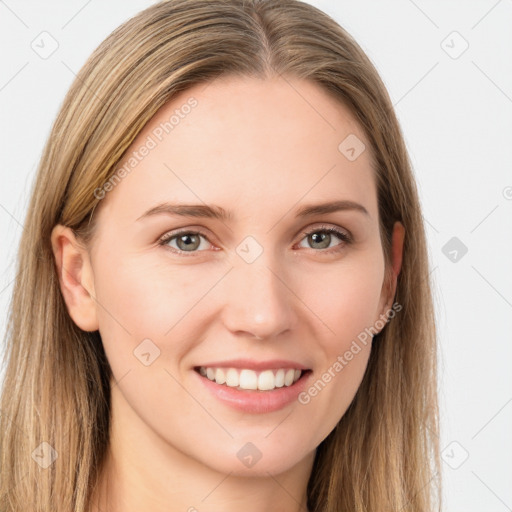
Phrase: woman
[{"left": 0, "top": 0, "right": 440, "bottom": 510}]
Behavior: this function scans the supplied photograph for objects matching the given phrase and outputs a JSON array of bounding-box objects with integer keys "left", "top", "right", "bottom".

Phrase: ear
[
  {"left": 378, "top": 221, "right": 405, "bottom": 319},
  {"left": 50, "top": 224, "right": 99, "bottom": 332}
]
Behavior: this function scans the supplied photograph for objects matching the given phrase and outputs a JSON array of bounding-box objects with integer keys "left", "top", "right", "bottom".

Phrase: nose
[{"left": 219, "top": 254, "right": 297, "bottom": 341}]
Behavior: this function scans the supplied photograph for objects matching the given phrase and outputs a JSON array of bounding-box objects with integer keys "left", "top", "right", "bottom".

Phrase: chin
[{"left": 197, "top": 440, "right": 310, "bottom": 477}]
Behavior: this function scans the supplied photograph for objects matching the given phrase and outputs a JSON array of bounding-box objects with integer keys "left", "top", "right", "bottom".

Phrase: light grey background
[{"left": 1, "top": 1, "right": 511, "bottom": 510}]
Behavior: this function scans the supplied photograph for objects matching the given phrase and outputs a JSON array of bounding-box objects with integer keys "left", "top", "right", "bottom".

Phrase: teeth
[
  {"left": 239, "top": 369, "right": 258, "bottom": 390},
  {"left": 199, "top": 366, "right": 304, "bottom": 391},
  {"left": 275, "top": 369, "right": 285, "bottom": 388},
  {"left": 215, "top": 367, "right": 226, "bottom": 385},
  {"left": 225, "top": 368, "right": 239, "bottom": 387},
  {"left": 258, "top": 370, "right": 275, "bottom": 391}
]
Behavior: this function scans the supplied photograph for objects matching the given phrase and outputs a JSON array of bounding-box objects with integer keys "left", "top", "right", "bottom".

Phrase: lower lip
[{"left": 194, "top": 370, "right": 312, "bottom": 414}]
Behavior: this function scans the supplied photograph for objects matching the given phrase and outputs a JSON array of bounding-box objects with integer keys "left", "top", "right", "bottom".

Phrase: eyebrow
[{"left": 136, "top": 199, "right": 369, "bottom": 222}]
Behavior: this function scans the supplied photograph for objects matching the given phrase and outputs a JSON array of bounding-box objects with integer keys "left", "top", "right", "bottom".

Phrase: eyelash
[{"left": 157, "top": 224, "right": 352, "bottom": 257}]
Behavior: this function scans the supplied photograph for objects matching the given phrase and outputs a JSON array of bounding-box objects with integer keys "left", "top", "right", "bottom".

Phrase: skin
[{"left": 51, "top": 75, "right": 404, "bottom": 512}]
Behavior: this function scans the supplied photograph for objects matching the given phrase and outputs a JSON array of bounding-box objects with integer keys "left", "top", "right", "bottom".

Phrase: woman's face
[{"left": 60, "top": 76, "right": 402, "bottom": 477}]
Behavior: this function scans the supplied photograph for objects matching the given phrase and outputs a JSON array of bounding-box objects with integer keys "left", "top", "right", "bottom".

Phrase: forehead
[{"left": 94, "top": 75, "right": 377, "bottom": 226}]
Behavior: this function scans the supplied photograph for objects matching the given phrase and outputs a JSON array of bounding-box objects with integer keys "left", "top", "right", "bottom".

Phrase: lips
[
  {"left": 192, "top": 358, "right": 312, "bottom": 413},
  {"left": 193, "top": 361, "right": 313, "bottom": 414}
]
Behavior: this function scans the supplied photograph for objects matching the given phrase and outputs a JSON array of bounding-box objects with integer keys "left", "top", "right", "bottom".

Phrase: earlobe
[{"left": 50, "top": 224, "right": 99, "bottom": 332}]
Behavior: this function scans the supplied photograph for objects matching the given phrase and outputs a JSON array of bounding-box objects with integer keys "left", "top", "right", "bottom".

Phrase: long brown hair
[{"left": 0, "top": 1, "right": 440, "bottom": 510}]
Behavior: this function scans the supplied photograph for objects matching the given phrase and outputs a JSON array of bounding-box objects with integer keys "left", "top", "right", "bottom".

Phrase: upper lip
[{"left": 195, "top": 359, "right": 310, "bottom": 371}]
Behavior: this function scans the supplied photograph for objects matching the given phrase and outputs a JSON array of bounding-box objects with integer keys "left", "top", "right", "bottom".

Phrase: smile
[{"left": 197, "top": 366, "right": 303, "bottom": 391}]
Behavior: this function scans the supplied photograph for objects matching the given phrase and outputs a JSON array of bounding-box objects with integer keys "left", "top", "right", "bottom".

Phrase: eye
[
  {"left": 296, "top": 225, "right": 352, "bottom": 253},
  {"left": 158, "top": 224, "right": 352, "bottom": 256},
  {"left": 158, "top": 230, "right": 213, "bottom": 255}
]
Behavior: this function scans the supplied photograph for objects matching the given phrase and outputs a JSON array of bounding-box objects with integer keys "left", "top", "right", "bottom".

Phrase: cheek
[
  {"left": 292, "top": 254, "right": 384, "bottom": 433},
  {"left": 93, "top": 247, "right": 185, "bottom": 329},
  {"left": 91, "top": 251, "right": 225, "bottom": 371},
  {"left": 300, "top": 253, "right": 385, "bottom": 343},
  {"left": 93, "top": 257, "right": 167, "bottom": 339}
]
